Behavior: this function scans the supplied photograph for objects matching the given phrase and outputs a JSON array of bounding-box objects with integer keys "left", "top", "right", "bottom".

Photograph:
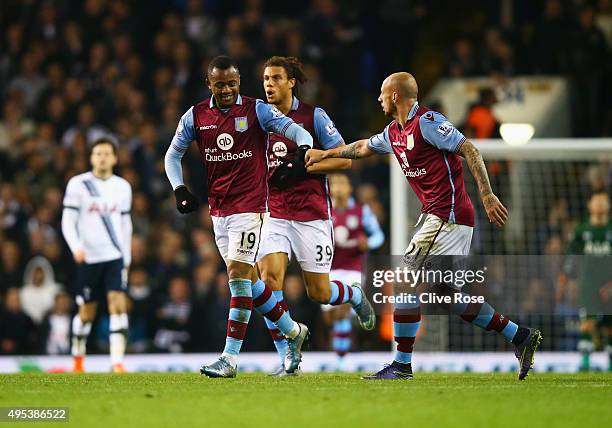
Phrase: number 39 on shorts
[{"left": 316, "top": 245, "right": 333, "bottom": 262}]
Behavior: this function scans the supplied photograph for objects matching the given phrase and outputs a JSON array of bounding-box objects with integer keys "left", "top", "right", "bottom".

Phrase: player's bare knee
[
  {"left": 227, "top": 261, "right": 252, "bottom": 280},
  {"left": 261, "top": 268, "right": 283, "bottom": 291},
  {"left": 107, "top": 291, "right": 128, "bottom": 314},
  {"left": 79, "top": 304, "right": 97, "bottom": 323}
]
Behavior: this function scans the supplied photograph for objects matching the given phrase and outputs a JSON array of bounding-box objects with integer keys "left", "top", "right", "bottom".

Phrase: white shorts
[
  {"left": 212, "top": 212, "right": 268, "bottom": 266},
  {"left": 321, "top": 269, "right": 362, "bottom": 312},
  {"left": 258, "top": 217, "right": 334, "bottom": 273},
  {"left": 405, "top": 214, "right": 473, "bottom": 256}
]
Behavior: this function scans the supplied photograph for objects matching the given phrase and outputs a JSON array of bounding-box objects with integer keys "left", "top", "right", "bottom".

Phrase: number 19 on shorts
[{"left": 240, "top": 232, "right": 256, "bottom": 250}]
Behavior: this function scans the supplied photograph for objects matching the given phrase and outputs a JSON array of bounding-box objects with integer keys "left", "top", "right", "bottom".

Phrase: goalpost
[{"left": 390, "top": 139, "right": 612, "bottom": 352}]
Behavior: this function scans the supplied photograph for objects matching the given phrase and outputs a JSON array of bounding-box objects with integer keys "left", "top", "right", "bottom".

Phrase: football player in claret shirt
[
  {"left": 307, "top": 72, "right": 541, "bottom": 380},
  {"left": 323, "top": 173, "right": 384, "bottom": 369},
  {"left": 256, "top": 56, "right": 377, "bottom": 375},
  {"left": 164, "top": 56, "right": 313, "bottom": 378}
]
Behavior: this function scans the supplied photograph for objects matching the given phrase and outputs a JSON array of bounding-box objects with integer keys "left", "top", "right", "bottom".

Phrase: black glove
[
  {"left": 269, "top": 145, "right": 310, "bottom": 189},
  {"left": 293, "top": 146, "right": 312, "bottom": 178},
  {"left": 174, "top": 185, "right": 199, "bottom": 214}
]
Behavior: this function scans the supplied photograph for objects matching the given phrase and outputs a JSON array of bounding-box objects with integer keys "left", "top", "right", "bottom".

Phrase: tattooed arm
[
  {"left": 306, "top": 142, "right": 353, "bottom": 174},
  {"left": 305, "top": 139, "right": 377, "bottom": 167},
  {"left": 459, "top": 140, "right": 508, "bottom": 227}
]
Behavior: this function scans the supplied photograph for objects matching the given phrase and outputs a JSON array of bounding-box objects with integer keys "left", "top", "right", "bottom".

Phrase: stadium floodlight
[{"left": 499, "top": 123, "right": 535, "bottom": 146}]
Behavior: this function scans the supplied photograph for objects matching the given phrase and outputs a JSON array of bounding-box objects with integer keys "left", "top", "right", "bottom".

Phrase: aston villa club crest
[{"left": 235, "top": 117, "right": 248, "bottom": 132}]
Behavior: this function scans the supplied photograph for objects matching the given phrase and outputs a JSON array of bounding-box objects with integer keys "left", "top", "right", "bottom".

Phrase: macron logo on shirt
[{"left": 199, "top": 125, "right": 217, "bottom": 130}]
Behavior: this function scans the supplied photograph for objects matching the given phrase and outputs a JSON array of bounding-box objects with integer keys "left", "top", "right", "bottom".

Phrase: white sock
[
  {"left": 109, "top": 313, "right": 128, "bottom": 365},
  {"left": 71, "top": 315, "right": 92, "bottom": 357}
]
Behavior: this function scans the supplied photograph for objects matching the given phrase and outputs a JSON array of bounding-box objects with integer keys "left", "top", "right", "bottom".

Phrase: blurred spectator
[
  {"left": 7, "top": 52, "right": 48, "bottom": 113},
  {"left": 0, "top": 288, "right": 36, "bottom": 354},
  {"left": 39, "top": 291, "right": 72, "bottom": 355},
  {"left": 192, "top": 261, "right": 217, "bottom": 299},
  {"left": 61, "top": 103, "right": 108, "bottom": 148},
  {"left": 0, "top": 184, "right": 26, "bottom": 240},
  {"left": 464, "top": 87, "right": 500, "bottom": 139},
  {"left": 193, "top": 271, "right": 232, "bottom": 352},
  {"left": 479, "top": 28, "right": 515, "bottom": 76},
  {"left": 19, "top": 256, "right": 62, "bottom": 325},
  {"left": 0, "top": 240, "right": 22, "bottom": 294},
  {"left": 533, "top": 0, "right": 566, "bottom": 74},
  {"left": 564, "top": 5, "right": 609, "bottom": 137},
  {"left": 184, "top": 0, "right": 219, "bottom": 55},
  {"left": 446, "top": 38, "right": 480, "bottom": 77},
  {"left": 151, "top": 229, "right": 186, "bottom": 291},
  {"left": 131, "top": 193, "right": 151, "bottom": 236},
  {"left": 127, "top": 267, "right": 155, "bottom": 353},
  {"left": 0, "top": 98, "right": 36, "bottom": 156},
  {"left": 189, "top": 227, "right": 219, "bottom": 266},
  {"left": 153, "top": 276, "right": 193, "bottom": 353}
]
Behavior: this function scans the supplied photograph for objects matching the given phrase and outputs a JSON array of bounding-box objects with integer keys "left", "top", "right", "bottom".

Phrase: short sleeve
[
  {"left": 313, "top": 107, "right": 343, "bottom": 149},
  {"left": 418, "top": 111, "right": 466, "bottom": 152},
  {"left": 255, "top": 99, "right": 293, "bottom": 135},
  {"left": 170, "top": 107, "right": 196, "bottom": 153},
  {"left": 367, "top": 124, "right": 393, "bottom": 154},
  {"left": 63, "top": 178, "right": 81, "bottom": 209}
]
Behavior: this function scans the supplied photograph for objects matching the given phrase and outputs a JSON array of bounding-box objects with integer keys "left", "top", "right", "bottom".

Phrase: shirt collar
[
  {"left": 291, "top": 96, "right": 300, "bottom": 111},
  {"left": 407, "top": 101, "right": 419, "bottom": 121},
  {"left": 209, "top": 94, "right": 243, "bottom": 108}
]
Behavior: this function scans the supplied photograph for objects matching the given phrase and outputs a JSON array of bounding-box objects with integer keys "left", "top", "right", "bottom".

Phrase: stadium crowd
[{"left": 1, "top": 0, "right": 611, "bottom": 355}]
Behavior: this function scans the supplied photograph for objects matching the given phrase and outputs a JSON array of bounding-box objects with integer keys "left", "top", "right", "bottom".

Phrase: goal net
[{"left": 389, "top": 139, "right": 612, "bottom": 353}]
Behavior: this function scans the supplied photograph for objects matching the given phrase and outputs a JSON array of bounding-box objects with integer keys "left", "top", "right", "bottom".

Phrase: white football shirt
[{"left": 61, "top": 172, "right": 132, "bottom": 265}]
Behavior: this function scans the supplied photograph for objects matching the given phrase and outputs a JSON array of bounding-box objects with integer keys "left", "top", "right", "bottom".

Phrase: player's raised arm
[
  {"left": 164, "top": 107, "right": 200, "bottom": 214},
  {"left": 61, "top": 178, "right": 85, "bottom": 263},
  {"left": 306, "top": 107, "right": 352, "bottom": 174},
  {"left": 305, "top": 125, "right": 392, "bottom": 167},
  {"left": 458, "top": 140, "right": 508, "bottom": 227}
]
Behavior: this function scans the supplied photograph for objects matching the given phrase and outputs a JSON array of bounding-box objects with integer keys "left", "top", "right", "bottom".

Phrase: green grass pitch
[{"left": 1, "top": 373, "right": 611, "bottom": 428}]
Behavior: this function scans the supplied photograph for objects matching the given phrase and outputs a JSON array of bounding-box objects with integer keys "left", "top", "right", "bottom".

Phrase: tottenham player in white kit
[
  {"left": 307, "top": 72, "right": 541, "bottom": 381},
  {"left": 62, "top": 138, "right": 132, "bottom": 373}
]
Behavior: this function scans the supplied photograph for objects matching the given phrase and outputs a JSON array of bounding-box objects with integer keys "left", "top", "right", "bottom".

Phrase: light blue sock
[
  {"left": 223, "top": 278, "right": 252, "bottom": 357},
  {"left": 333, "top": 318, "right": 352, "bottom": 357}
]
